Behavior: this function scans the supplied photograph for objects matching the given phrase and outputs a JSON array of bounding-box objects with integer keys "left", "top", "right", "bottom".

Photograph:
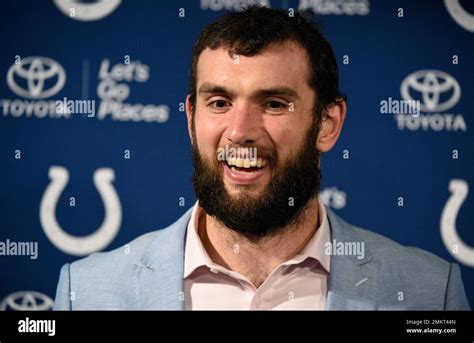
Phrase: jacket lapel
[
  {"left": 325, "top": 208, "right": 379, "bottom": 310},
  {"left": 134, "top": 207, "right": 193, "bottom": 310}
]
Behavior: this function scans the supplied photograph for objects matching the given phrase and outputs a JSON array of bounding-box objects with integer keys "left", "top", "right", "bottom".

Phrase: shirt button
[{"left": 255, "top": 298, "right": 262, "bottom": 309}]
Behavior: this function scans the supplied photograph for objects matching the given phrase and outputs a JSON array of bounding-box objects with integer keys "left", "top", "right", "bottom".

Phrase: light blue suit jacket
[{"left": 53, "top": 206, "right": 471, "bottom": 310}]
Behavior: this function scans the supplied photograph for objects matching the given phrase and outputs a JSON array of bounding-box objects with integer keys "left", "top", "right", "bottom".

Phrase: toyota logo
[
  {"left": 1, "top": 291, "right": 54, "bottom": 311},
  {"left": 6, "top": 56, "right": 66, "bottom": 99},
  {"left": 401, "top": 70, "right": 461, "bottom": 113}
]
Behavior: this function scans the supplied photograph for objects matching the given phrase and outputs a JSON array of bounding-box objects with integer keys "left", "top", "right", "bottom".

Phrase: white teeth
[{"left": 225, "top": 157, "right": 268, "bottom": 169}]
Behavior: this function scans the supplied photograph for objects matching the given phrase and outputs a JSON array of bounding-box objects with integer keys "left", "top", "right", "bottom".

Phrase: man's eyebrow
[
  {"left": 198, "top": 83, "right": 299, "bottom": 100},
  {"left": 254, "top": 87, "right": 299, "bottom": 100},
  {"left": 198, "top": 83, "right": 235, "bottom": 97}
]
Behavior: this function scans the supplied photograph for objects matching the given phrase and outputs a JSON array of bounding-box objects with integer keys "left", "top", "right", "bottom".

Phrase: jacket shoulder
[
  {"left": 326, "top": 208, "right": 468, "bottom": 309},
  {"left": 69, "top": 206, "right": 193, "bottom": 284},
  {"left": 349, "top": 224, "right": 466, "bottom": 309},
  {"left": 63, "top": 230, "right": 158, "bottom": 309},
  {"left": 71, "top": 229, "right": 157, "bottom": 279},
  {"left": 353, "top": 225, "right": 450, "bottom": 273},
  {"left": 61, "top": 207, "right": 192, "bottom": 309}
]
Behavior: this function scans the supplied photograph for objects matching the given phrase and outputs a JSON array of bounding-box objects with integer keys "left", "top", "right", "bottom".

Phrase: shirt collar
[
  {"left": 184, "top": 198, "right": 331, "bottom": 279},
  {"left": 295, "top": 199, "right": 331, "bottom": 272},
  {"left": 184, "top": 201, "right": 215, "bottom": 278}
]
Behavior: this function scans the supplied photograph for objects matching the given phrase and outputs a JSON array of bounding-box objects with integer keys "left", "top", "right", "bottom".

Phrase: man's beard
[{"left": 192, "top": 124, "right": 321, "bottom": 237}]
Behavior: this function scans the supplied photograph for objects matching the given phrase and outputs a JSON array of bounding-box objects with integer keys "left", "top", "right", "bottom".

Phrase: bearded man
[{"left": 54, "top": 6, "right": 470, "bottom": 311}]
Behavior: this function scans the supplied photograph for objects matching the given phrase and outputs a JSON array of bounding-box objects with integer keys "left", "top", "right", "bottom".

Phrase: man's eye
[
  {"left": 210, "top": 100, "right": 229, "bottom": 109},
  {"left": 266, "top": 101, "right": 287, "bottom": 110}
]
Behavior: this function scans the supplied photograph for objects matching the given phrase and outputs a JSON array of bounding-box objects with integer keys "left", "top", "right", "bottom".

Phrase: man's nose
[{"left": 226, "top": 103, "right": 262, "bottom": 145}]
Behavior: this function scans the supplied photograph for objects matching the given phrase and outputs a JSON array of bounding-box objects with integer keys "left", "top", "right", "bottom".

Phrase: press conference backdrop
[{"left": 0, "top": 0, "right": 473, "bottom": 310}]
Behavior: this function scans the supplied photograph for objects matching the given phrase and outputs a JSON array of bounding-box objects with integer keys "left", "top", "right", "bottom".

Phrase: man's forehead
[{"left": 196, "top": 41, "right": 311, "bottom": 90}]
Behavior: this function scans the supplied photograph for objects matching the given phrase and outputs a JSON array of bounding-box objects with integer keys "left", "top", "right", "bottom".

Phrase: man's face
[{"left": 189, "top": 41, "right": 321, "bottom": 236}]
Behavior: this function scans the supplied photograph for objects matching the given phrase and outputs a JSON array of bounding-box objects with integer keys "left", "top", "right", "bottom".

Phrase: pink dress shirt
[{"left": 184, "top": 199, "right": 331, "bottom": 310}]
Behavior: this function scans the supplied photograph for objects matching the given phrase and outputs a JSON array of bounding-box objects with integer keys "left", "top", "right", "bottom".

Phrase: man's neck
[{"left": 198, "top": 197, "right": 320, "bottom": 288}]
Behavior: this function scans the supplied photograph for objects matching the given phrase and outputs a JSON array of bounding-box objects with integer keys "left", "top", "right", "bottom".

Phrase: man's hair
[{"left": 188, "top": 5, "right": 345, "bottom": 124}]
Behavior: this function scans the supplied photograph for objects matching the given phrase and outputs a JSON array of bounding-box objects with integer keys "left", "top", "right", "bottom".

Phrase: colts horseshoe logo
[
  {"left": 40, "top": 166, "right": 122, "bottom": 256},
  {"left": 440, "top": 179, "right": 474, "bottom": 267}
]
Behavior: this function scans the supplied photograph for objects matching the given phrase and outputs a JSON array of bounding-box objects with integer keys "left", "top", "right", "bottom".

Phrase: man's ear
[
  {"left": 186, "top": 95, "right": 194, "bottom": 145},
  {"left": 316, "top": 100, "right": 346, "bottom": 153}
]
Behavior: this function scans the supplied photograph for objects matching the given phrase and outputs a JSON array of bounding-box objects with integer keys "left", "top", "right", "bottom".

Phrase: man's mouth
[
  {"left": 221, "top": 157, "right": 270, "bottom": 184},
  {"left": 224, "top": 157, "right": 267, "bottom": 173}
]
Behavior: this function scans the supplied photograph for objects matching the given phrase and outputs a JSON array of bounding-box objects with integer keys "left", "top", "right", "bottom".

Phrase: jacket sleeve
[
  {"left": 53, "top": 263, "right": 72, "bottom": 310},
  {"left": 444, "top": 263, "right": 471, "bottom": 310}
]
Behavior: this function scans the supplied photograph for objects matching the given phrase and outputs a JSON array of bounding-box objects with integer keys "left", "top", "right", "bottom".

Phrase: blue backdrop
[{"left": 0, "top": 0, "right": 473, "bottom": 310}]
